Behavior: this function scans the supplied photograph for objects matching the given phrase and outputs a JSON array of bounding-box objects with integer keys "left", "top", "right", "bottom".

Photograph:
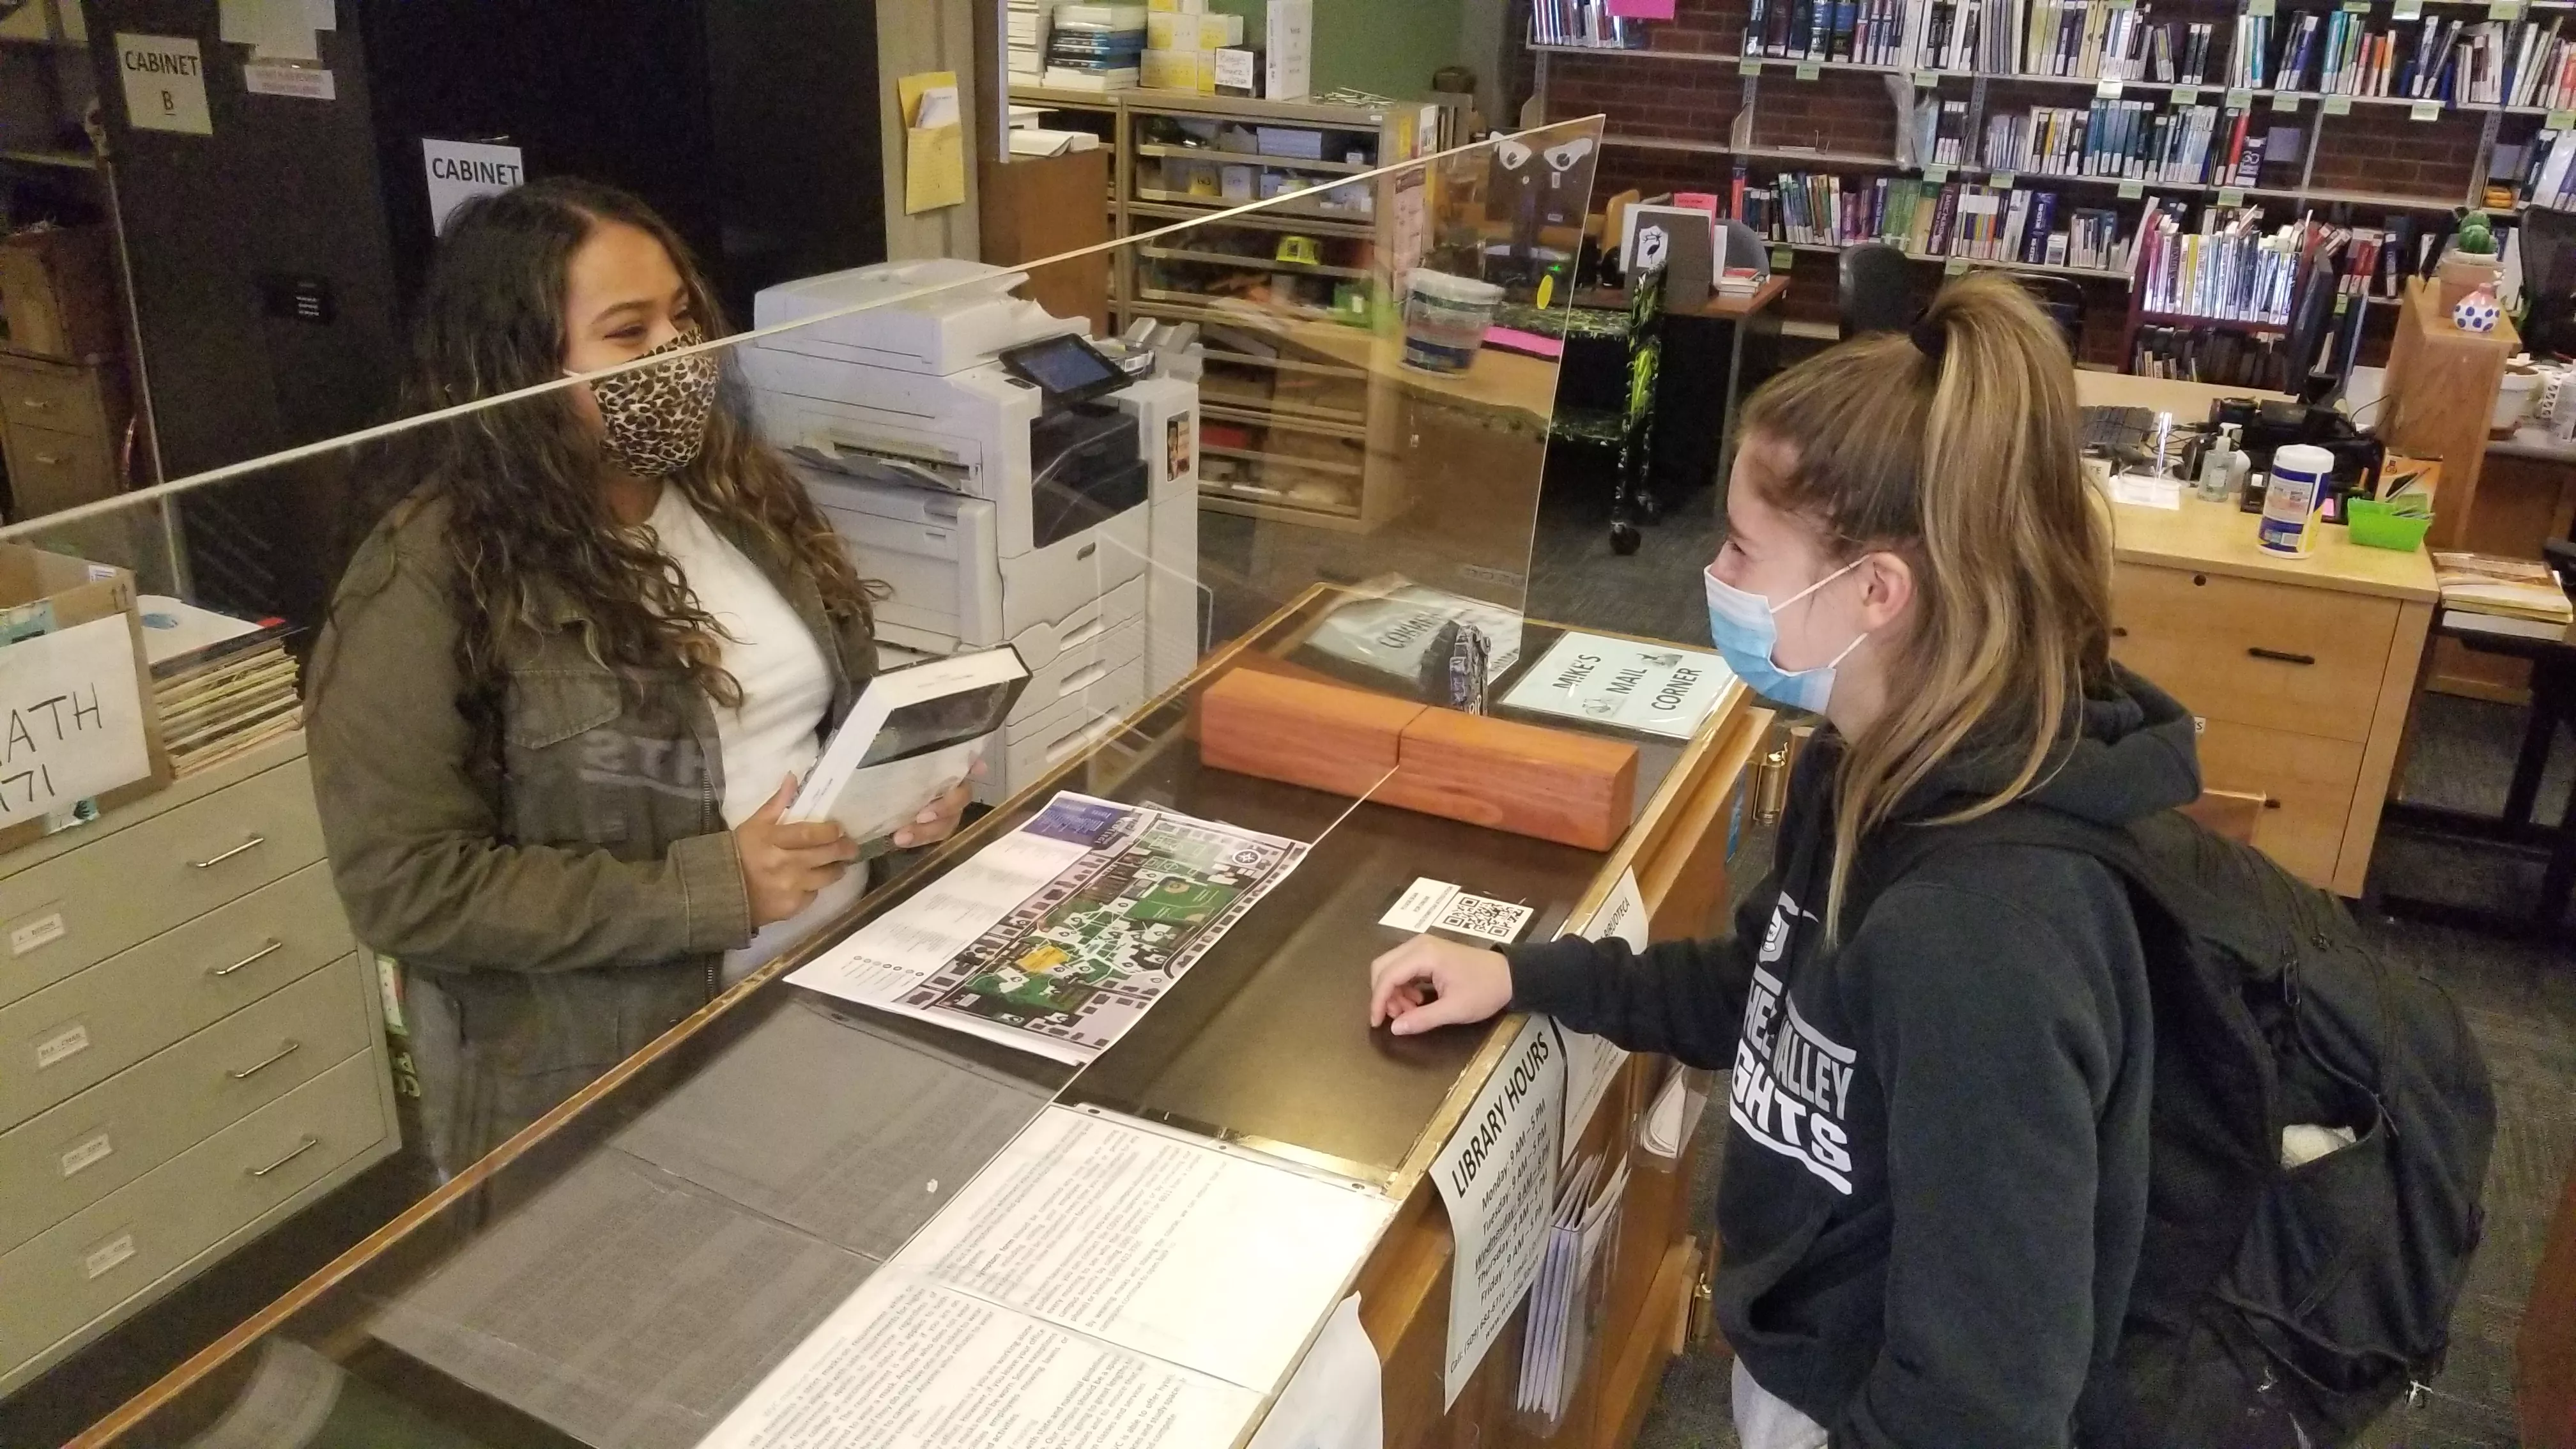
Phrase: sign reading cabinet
[
  {"left": 115, "top": 34, "right": 212, "bottom": 135},
  {"left": 422, "top": 139, "right": 526, "bottom": 234}
]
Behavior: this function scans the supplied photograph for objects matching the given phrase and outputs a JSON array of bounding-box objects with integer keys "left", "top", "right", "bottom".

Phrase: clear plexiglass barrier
[{"left": 7, "top": 116, "right": 1615, "bottom": 1449}]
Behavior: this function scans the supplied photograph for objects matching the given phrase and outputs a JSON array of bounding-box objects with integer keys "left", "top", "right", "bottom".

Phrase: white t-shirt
[{"left": 641, "top": 486, "right": 862, "bottom": 981}]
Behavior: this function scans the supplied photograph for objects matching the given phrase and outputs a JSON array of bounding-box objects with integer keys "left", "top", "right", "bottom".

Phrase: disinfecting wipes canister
[{"left": 2258, "top": 443, "right": 2333, "bottom": 558}]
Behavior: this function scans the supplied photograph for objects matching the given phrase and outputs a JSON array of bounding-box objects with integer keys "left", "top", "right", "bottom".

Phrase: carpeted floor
[{"left": 1528, "top": 475, "right": 2576, "bottom": 1449}]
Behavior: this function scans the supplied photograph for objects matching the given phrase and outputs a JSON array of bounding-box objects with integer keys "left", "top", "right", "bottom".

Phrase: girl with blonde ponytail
[{"left": 1369, "top": 275, "right": 2202, "bottom": 1448}]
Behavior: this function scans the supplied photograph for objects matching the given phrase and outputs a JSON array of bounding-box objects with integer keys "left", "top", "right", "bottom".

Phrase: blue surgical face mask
[{"left": 1704, "top": 558, "right": 1869, "bottom": 714}]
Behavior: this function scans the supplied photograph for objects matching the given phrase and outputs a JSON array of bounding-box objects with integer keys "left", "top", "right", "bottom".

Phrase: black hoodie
[{"left": 1505, "top": 665, "right": 2201, "bottom": 1449}]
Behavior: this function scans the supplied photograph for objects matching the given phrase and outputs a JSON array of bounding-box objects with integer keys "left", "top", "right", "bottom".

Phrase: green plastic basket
[{"left": 2346, "top": 498, "right": 2434, "bottom": 552}]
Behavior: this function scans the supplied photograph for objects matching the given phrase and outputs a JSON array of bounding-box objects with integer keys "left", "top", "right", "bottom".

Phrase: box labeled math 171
[{"left": 0, "top": 543, "right": 171, "bottom": 854}]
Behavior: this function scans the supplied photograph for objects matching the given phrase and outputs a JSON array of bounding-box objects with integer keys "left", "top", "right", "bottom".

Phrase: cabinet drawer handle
[
  {"left": 2265, "top": 798, "right": 2282, "bottom": 809},
  {"left": 245, "top": 1134, "right": 319, "bottom": 1179},
  {"left": 2111, "top": 625, "right": 2129, "bottom": 638},
  {"left": 2246, "top": 647, "right": 2317, "bottom": 666},
  {"left": 208, "top": 939, "right": 284, "bottom": 978},
  {"left": 21, "top": 397, "right": 55, "bottom": 411},
  {"left": 188, "top": 835, "right": 266, "bottom": 869},
  {"left": 31, "top": 452, "right": 63, "bottom": 466},
  {"left": 226, "top": 1038, "right": 301, "bottom": 1080}
]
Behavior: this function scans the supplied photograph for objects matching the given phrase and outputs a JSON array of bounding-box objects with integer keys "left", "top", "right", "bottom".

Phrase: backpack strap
[{"left": 1851, "top": 804, "right": 2161, "bottom": 924}]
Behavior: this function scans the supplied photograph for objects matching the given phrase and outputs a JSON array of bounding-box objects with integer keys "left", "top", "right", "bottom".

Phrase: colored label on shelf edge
[
  {"left": 2227, "top": 87, "right": 2253, "bottom": 108},
  {"left": 2218, "top": 187, "right": 2246, "bottom": 206},
  {"left": 2175, "top": 86, "right": 2200, "bottom": 104},
  {"left": 1991, "top": 170, "right": 2016, "bottom": 187},
  {"left": 2273, "top": 91, "right": 2301, "bottom": 110},
  {"left": 2099, "top": 79, "right": 2123, "bottom": 97},
  {"left": 2552, "top": 109, "right": 2575, "bottom": 129},
  {"left": 2248, "top": 0, "right": 2273, "bottom": 16},
  {"left": 1914, "top": 69, "right": 1938, "bottom": 86},
  {"left": 2490, "top": 1, "right": 2522, "bottom": 19},
  {"left": 1945, "top": 256, "right": 1970, "bottom": 274},
  {"left": 2119, "top": 179, "right": 2144, "bottom": 197},
  {"left": 1741, "top": 58, "right": 1762, "bottom": 75},
  {"left": 1770, "top": 245, "right": 1793, "bottom": 270},
  {"left": 1797, "top": 60, "right": 1820, "bottom": 79},
  {"left": 2412, "top": 98, "right": 2441, "bottom": 120},
  {"left": 2324, "top": 95, "right": 2353, "bottom": 114},
  {"left": 2394, "top": 0, "right": 2421, "bottom": 15},
  {"left": 1926, "top": 163, "right": 1951, "bottom": 181}
]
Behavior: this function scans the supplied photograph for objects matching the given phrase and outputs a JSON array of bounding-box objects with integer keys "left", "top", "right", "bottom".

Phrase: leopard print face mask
[{"left": 583, "top": 329, "right": 719, "bottom": 476}]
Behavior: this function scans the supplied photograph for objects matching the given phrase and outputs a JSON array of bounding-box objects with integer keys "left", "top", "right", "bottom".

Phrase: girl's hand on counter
[
  {"left": 1368, "top": 935, "right": 1512, "bottom": 1037},
  {"left": 737, "top": 776, "right": 857, "bottom": 928},
  {"left": 893, "top": 779, "right": 975, "bottom": 848}
]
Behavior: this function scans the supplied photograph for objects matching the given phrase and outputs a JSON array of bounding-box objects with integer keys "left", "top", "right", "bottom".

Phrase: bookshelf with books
[
  {"left": 1525, "top": 0, "right": 2552, "bottom": 361},
  {"left": 1006, "top": 84, "right": 1456, "bottom": 530}
]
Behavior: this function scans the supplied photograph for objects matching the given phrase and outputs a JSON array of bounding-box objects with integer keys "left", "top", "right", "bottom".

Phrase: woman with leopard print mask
[{"left": 307, "top": 179, "right": 967, "bottom": 1176}]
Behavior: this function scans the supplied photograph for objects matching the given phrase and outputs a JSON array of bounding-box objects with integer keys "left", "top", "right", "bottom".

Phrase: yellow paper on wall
[{"left": 898, "top": 70, "right": 967, "bottom": 214}]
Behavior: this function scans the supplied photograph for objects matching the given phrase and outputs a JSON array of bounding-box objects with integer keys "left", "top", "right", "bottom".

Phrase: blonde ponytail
[{"left": 1737, "top": 273, "right": 2113, "bottom": 940}]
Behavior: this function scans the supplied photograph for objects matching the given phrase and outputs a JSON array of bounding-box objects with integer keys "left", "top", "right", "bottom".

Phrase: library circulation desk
[{"left": 64, "top": 588, "right": 1769, "bottom": 1449}]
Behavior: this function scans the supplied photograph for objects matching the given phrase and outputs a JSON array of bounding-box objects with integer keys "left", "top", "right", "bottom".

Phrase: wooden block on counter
[
  {"left": 1198, "top": 668, "right": 1423, "bottom": 798},
  {"left": 1381, "top": 707, "right": 1637, "bottom": 852},
  {"left": 1199, "top": 669, "right": 1640, "bottom": 850}
]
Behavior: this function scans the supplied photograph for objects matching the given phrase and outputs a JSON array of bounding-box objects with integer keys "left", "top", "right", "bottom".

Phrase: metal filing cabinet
[{"left": 0, "top": 733, "right": 398, "bottom": 1393}]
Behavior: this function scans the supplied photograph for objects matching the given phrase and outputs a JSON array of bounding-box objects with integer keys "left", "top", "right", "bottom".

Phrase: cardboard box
[
  {"left": 0, "top": 545, "right": 171, "bottom": 854},
  {"left": 1266, "top": 0, "right": 1314, "bottom": 100},
  {"left": 1141, "top": 47, "right": 1216, "bottom": 93}
]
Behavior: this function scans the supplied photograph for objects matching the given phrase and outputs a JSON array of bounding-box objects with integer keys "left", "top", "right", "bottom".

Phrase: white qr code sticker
[{"left": 1433, "top": 892, "right": 1534, "bottom": 944}]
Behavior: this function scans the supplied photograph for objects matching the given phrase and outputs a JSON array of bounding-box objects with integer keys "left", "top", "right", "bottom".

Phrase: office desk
[
  {"left": 1578, "top": 277, "right": 1790, "bottom": 493},
  {"left": 68, "top": 588, "right": 1772, "bottom": 1449},
  {"left": 2076, "top": 371, "right": 2439, "bottom": 895}
]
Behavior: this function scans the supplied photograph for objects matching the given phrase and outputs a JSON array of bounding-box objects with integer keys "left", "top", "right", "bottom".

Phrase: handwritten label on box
[{"left": 0, "top": 615, "right": 149, "bottom": 824}]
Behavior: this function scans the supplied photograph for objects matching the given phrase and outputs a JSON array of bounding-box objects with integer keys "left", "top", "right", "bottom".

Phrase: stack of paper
[
  {"left": 136, "top": 596, "right": 300, "bottom": 777},
  {"left": 2433, "top": 551, "right": 2576, "bottom": 625},
  {"left": 1006, "top": 0, "right": 1049, "bottom": 78},
  {"left": 1515, "top": 1154, "right": 1631, "bottom": 1423},
  {"left": 1639, "top": 1065, "right": 1710, "bottom": 1159}
]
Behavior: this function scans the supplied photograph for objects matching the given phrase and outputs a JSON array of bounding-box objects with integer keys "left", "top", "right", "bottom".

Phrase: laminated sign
[{"left": 0, "top": 616, "right": 149, "bottom": 822}]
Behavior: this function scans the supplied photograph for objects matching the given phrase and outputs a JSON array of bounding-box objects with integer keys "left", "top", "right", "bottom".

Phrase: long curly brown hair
[{"left": 362, "top": 178, "right": 875, "bottom": 739}]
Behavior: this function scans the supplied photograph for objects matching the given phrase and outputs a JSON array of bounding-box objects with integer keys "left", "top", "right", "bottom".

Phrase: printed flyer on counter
[{"left": 788, "top": 792, "right": 1308, "bottom": 1064}]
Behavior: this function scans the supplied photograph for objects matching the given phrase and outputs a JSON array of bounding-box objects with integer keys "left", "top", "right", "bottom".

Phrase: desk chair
[
  {"left": 2014, "top": 273, "right": 2086, "bottom": 355},
  {"left": 1839, "top": 243, "right": 1918, "bottom": 339}
]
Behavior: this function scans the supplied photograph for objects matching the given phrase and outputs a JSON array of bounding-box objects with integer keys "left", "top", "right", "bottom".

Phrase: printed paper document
[
  {"left": 790, "top": 792, "right": 1307, "bottom": 1063},
  {"left": 1432, "top": 1015, "right": 1567, "bottom": 1406}
]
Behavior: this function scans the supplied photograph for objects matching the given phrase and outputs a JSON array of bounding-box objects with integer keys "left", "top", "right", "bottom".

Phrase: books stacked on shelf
[
  {"left": 138, "top": 598, "right": 302, "bottom": 779},
  {"left": 1912, "top": 94, "right": 1973, "bottom": 164},
  {"left": 2128, "top": 325, "right": 2293, "bottom": 388},
  {"left": 1735, "top": 167, "right": 2132, "bottom": 269},
  {"left": 2133, "top": 206, "right": 2301, "bottom": 325},
  {"left": 1982, "top": 100, "right": 2260, "bottom": 186},
  {"left": 2524, "top": 128, "right": 2576, "bottom": 209},
  {"left": 1530, "top": 0, "right": 1644, "bottom": 47},
  {"left": 2432, "top": 552, "right": 2576, "bottom": 628},
  {"left": 2303, "top": 10, "right": 2399, "bottom": 96},
  {"left": 1045, "top": 3, "right": 1146, "bottom": 90},
  {"left": 1008, "top": 0, "right": 1050, "bottom": 79},
  {"left": 2227, "top": 11, "right": 2274, "bottom": 88}
]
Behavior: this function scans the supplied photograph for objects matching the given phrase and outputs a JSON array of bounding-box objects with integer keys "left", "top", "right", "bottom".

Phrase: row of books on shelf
[
  {"left": 1528, "top": 0, "right": 1645, "bottom": 47},
  {"left": 1735, "top": 170, "right": 2133, "bottom": 268},
  {"left": 2519, "top": 126, "right": 2576, "bottom": 208},
  {"left": 2135, "top": 207, "right": 2303, "bottom": 322},
  {"left": 2128, "top": 325, "right": 2303, "bottom": 388},
  {"left": 1981, "top": 100, "right": 2274, "bottom": 187},
  {"left": 1729, "top": 0, "right": 2576, "bottom": 104}
]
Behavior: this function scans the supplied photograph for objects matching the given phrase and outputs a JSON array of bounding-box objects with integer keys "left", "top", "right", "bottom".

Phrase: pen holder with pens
[{"left": 2345, "top": 498, "right": 2435, "bottom": 553}]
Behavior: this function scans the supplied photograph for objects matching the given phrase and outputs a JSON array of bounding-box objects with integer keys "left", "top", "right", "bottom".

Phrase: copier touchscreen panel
[{"left": 999, "top": 333, "right": 1124, "bottom": 403}]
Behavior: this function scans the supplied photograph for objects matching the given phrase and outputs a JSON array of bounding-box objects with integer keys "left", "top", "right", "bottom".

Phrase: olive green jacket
[{"left": 309, "top": 491, "right": 874, "bottom": 1170}]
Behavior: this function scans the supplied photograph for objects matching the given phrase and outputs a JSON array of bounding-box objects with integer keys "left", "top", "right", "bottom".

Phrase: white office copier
[{"left": 739, "top": 260, "right": 1200, "bottom": 800}]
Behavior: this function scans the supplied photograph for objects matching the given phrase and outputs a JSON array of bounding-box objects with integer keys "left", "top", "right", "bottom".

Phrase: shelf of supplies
[
  {"left": 1129, "top": 200, "right": 1377, "bottom": 238},
  {"left": 0, "top": 148, "right": 94, "bottom": 171},
  {"left": 1135, "top": 142, "right": 1375, "bottom": 174},
  {"left": 1137, "top": 244, "right": 1372, "bottom": 279},
  {"left": 1203, "top": 442, "right": 1363, "bottom": 478},
  {"left": 1199, "top": 488, "right": 1369, "bottom": 531},
  {"left": 1133, "top": 285, "right": 1359, "bottom": 326},
  {"left": 1131, "top": 185, "right": 1374, "bottom": 225},
  {"left": 1782, "top": 238, "right": 2131, "bottom": 279},
  {"left": 1128, "top": 300, "right": 1374, "bottom": 379},
  {"left": 1008, "top": 83, "right": 1130, "bottom": 109},
  {"left": 1203, "top": 401, "right": 1370, "bottom": 440}
]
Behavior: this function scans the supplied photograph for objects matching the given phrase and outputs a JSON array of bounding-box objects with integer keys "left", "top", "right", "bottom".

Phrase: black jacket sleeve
[
  {"left": 1830, "top": 876, "right": 2135, "bottom": 1449},
  {"left": 1499, "top": 876, "right": 1770, "bottom": 1072}
]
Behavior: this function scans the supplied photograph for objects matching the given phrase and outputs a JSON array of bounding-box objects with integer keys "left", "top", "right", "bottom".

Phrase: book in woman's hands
[{"left": 786, "top": 646, "right": 1031, "bottom": 843}]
